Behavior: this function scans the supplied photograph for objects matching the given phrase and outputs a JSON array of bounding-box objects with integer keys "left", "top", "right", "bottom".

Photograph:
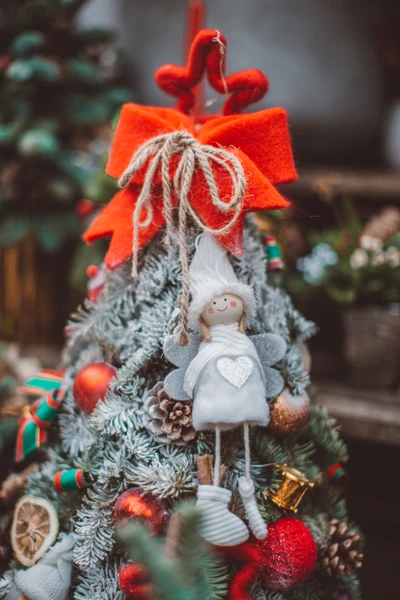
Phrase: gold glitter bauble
[{"left": 268, "top": 388, "right": 310, "bottom": 436}]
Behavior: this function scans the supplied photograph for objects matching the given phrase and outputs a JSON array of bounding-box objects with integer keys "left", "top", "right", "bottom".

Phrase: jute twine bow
[{"left": 118, "top": 130, "right": 247, "bottom": 344}]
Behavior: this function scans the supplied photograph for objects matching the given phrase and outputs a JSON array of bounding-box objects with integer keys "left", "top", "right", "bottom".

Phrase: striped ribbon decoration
[
  {"left": 16, "top": 388, "right": 64, "bottom": 463},
  {"left": 18, "top": 369, "right": 64, "bottom": 396}
]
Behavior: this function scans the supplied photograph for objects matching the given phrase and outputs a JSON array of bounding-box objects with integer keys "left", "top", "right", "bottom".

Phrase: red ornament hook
[{"left": 155, "top": 29, "right": 268, "bottom": 116}]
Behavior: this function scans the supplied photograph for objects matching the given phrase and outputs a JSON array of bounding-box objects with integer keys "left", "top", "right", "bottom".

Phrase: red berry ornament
[
  {"left": 257, "top": 517, "right": 317, "bottom": 590},
  {"left": 73, "top": 362, "right": 116, "bottom": 415},
  {"left": 112, "top": 488, "right": 169, "bottom": 535},
  {"left": 119, "top": 563, "right": 152, "bottom": 600}
]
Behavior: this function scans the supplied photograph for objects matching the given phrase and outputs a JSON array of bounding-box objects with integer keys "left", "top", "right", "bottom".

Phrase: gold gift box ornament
[{"left": 265, "top": 464, "right": 314, "bottom": 513}]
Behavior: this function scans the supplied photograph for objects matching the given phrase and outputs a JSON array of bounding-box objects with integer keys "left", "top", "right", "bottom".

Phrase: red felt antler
[{"left": 155, "top": 29, "right": 268, "bottom": 116}]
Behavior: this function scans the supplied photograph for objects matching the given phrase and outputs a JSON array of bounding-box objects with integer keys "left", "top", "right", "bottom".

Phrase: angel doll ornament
[{"left": 164, "top": 233, "right": 287, "bottom": 546}]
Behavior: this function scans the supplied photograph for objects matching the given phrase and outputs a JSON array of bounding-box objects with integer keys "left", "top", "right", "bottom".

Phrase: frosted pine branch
[
  {"left": 125, "top": 452, "right": 196, "bottom": 499},
  {"left": 74, "top": 559, "right": 124, "bottom": 600}
]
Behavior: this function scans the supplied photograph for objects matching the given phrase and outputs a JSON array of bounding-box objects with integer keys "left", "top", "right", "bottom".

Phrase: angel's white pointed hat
[{"left": 188, "top": 233, "right": 256, "bottom": 331}]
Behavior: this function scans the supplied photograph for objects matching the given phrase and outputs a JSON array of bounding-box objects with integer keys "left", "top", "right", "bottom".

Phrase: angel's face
[{"left": 201, "top": 294, "right": 244, "bottom": 327}]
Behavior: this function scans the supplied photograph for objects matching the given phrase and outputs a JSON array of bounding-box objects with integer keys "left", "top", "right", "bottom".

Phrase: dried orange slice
[{"left": 11, "top": 495, "right": 59, "bottom": 567}]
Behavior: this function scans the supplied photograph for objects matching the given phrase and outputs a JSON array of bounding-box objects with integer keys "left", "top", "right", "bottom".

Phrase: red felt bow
[{"left": 84, "top": 30, "right": 297, "bottom": 270}]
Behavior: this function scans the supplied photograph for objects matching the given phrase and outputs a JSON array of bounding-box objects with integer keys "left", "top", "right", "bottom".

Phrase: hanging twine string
[{"left": 118, "top": 130, "right": 247, "bottom": 344}]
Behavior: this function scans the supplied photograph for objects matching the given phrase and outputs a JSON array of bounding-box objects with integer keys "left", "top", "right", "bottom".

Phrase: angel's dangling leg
[
  {"left": 196, "top": 425, "right": 249, "bottom": 546},
  {"left": 213, "top": 425, "right": 222, "bottom": 487},
  {"left": 238, "top": 423, "right": 268, "bottom": 540}
]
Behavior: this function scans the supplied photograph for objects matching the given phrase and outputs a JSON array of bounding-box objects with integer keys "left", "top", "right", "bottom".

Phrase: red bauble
[
  {"left": 119, "top": 563, "right": 152, "bottom": 599},
  {"left": 73, "top": 362, "right": 116, "bottom": 415},
  {"left": 112, "top": 488, "right": 169, "bottom": 536},
  {"left": 257, "top": 517, "right": 317, "bottom": 590}
]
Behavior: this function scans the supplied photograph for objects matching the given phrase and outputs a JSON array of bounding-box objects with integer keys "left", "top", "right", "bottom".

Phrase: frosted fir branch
[
  {"left": 74, "top": 558, "right": 124, "bottom": 600},
  {"left": 225, "top": 453, "right": 269, "bottom": 490},
  {"left": 251, "top": 434, "right": 288, "bottom": 472},
  {"left": 261, "top": 287, "right": 316, "bottom": 344},
  {"left": 301, "top": 513, "right": 330, "bottom": 550},
  {"left": 250, "top": 581, "right": 267, "bottom": 600},
  {"left": 118, "top": 290, "right": 177, "bottom": 365},
  {"left": 290, "top": 441, "right": 316, "bottom": 470},
  {"left": 95, "top": 442, "right": 128, "bottom": 483},
  {"left": 90, "top": 388, "right": 143, "bottom": 437},
  {"left": 290, "top": 575, "right": 325, "bottom": 600},
  {"left": 124, "top": 429, "right": 159, "bottom": 464},
  {"left": 74, "top": 483, "right": 122, "bottom": 570},
  {"left": 280, "top": 344, "right": 310, "bottom": 395},
  {"left": 94, "top": 438, "right": 145, "bottom": 485},
  {"left": 70, "top": 344, "right": 106, "bottom": 377},
  {"left": 316, "top": 484, "right": 348, "bottom": 522},
  {"left": 305, "top": 402, "right": 349, "bottom": 464},
  {"left": 173, "top": 503, "right": 229, "bottom": 600},
  {"left": 0, "top": 571, "right": 13, "bottom": 599},
  {"left": 288, "top": 438, "right": 325, "bottom": 491},
  {"left": 25, "top": 451, "right": 70, "bottom": 503},
  {"left": 57, "top": 388, "right": 97, "bottom": 458},
  {"left": 135, "top": 244, "right": 179, "bottom": 302},
  {"left": 337, "top": 574, "right": 362, "bottom": 600},
  {"left": 281, "top": 292, "right": 317, "bottom": 342},
  {"left": 234, "top": 222, "right": 268, "bottom": 304},
  {"left": 124, "top": 452, "right": 196, "bottom": 499},
  {"left": 264, "top": 592, "right": 288, "bottom": 600},
  {"left": 62, "top": 303, "right": 99, "bottom": 369},
  {"left": 261, "top": 288, "right": 291, "bottom": 340},
  {"left": 59, "top": 411, "right": 97, "bottom": 458},
  {"left": 85, "top": 250, "right": 178, "bottom": 362},
  {"left": 113, "top": 361, "right": 146, "bottom": 398}
]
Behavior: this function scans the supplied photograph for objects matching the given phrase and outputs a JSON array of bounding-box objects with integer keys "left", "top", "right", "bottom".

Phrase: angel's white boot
[
  {"left": 238, "top": 476, "right": 268, "bottom": 540},
  {"left": 196, "top": 485, "right": 249, "bottom": 546}
]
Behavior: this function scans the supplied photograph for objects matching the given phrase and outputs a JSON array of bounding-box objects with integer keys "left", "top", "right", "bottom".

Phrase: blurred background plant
[
  {"left": 0, "top": 0, "right": 133, "bottom": 343},
  {"left": 291, "top": 205, "right": 400, "bottom": 306}
]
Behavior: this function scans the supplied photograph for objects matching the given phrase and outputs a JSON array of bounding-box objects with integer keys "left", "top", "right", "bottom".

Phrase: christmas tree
[
  {"left": 0, "top": 29, "right": 363, "bottom": 600},
  {"left": 0, "top": 0, "right": 131, "bottom": 250}
]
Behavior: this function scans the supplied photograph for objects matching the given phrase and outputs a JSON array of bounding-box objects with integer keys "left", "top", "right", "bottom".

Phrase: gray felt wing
[
  {"left": 251, "top": 333, "right": 286, "bottom": 367},
  {"left": 163, "top": 333, "right": 201, "bottom": 367},
  {"left": 163, "top": 333, "right": 201, "bottom": 400},
  {"left": 264, "top": 367, "right": 285, "bottom": 398},
  {"left": 164, "top": 368, "right": 191, "bottom": 400}
]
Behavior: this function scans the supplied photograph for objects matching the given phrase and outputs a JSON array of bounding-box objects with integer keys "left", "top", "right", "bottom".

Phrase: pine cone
[
  {"left": 143, "top": 383, "right": 196, "bottom": 445},
  {"left": 318, "top": 519, "right": 364, "bottom": 577}
]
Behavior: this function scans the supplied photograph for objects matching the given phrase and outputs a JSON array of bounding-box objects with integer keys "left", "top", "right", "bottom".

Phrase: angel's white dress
[{"left": 184, "top": 323, "right": 269, "bottom": 432}]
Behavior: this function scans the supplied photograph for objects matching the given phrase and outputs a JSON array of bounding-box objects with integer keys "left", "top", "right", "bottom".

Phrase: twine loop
[{"left": 118, "top": 130, "right": 247, "bottom": 344}]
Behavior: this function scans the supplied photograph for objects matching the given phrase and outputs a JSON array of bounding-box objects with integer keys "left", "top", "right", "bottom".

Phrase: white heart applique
[{"left": 217, "top": 356, "right": 253, "bottom": 389}]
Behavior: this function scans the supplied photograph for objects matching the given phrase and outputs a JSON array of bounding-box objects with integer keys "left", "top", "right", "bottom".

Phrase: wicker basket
[{"left": 342, "top": 304, "right": 400, "bottom": 388}]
